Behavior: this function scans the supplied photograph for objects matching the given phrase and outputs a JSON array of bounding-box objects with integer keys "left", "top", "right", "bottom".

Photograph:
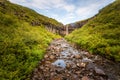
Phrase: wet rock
[
  {"left": 95, "top": 67, "right": 105, "bottom": 75},
  {"left": 72, "top": 64, "right": 77, "bottom": 68},
  {"left": 30, "top": 39, "right": 120, "bottom": 80},
  {"left": 77, "top": 62, "right": 86, "bottom": 68},
  {"left": 70, "top": 55, "right": 75, "bottom": 58},
  {"left": 82, "top": 58, "right": 93, "bottom": 63},
  {"left": 84, "top": 52, "right": 93, "bottom": 58},
  {"left": 66, "top": 63, "right": 71, "bottom": 68},
  {"left": 86, "top": 62, "right": 95, "bottom": 70},
  {"left": 39, "top": 66, "right": 44, "bottom": 69},
  {"left": 45, "top": 67, "right": 49, "bottom": 71},
  {"left": 52, "top": 60, "right": 66, "bottom": 68},
  {"left": 75, "top": 54, "right": 81, "bottom": 59},
  {"left": 50, "top": 55, "right": 55, "bottom": 59},
  {"left": 44, "top": 54, "right": 49, "bottom": 58},
  {"left": 66, "top": 73, "right": 70, "bottom": 77},
  {"left": 75, "top": 71, "right": 81, "bottom": 74},
  {"left": 50, "top": 72, "right": 56, "bottom": 76},
  {"left": 45, "top": 61, "right": 51, "bottom": 64},
  {"left": 82, "top": 76, "right": 89, "bottom": 80}
]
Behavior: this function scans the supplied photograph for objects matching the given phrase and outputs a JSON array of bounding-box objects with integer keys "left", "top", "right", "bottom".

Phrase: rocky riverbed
[{"left": 30, "top": 38, "right": 120, "bottom": 80}]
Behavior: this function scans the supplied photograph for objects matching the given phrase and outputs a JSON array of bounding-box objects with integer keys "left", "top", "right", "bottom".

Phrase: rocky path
[{"left": 31, "top": 38, "right": 120, "bottom": 80}]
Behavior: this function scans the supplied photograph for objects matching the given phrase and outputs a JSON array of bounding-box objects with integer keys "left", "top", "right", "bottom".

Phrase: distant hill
[
  {"left": 0, "top": 0, "right": 61, "bottom": 79},
  {"left": 66, "top": 0, "right": 120, "bottom": 61}
]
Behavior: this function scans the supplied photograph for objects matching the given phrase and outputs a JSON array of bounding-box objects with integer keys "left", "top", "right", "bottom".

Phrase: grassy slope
[
  {"left": 0, "top": 0, "right": 61, "bottom": 80},
  {"left": 0, "top": 0, "right": 63, "bottom": 27},
  {"left": 66, "top": 0, "right": 120, "bottom": 61}
]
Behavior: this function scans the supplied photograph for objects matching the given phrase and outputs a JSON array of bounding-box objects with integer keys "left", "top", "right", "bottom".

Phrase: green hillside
[
  {"left": 0, "top": 0, "right": 63, "bottom": 27},
  {"left": 66, "top": 0, "right": 120, "bottom": 61},
  {"left": 0, "top": 0, "right": 61, "bottom": 80}
]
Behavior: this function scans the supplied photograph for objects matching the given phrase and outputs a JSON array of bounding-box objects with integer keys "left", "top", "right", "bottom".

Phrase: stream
[{"left": 31, "top": 38, "right": 120, "bottom": 80}]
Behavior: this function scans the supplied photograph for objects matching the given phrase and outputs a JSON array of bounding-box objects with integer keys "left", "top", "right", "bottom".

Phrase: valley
[{"left": 0, "top": 0, "right": 120, "bottom": 80}]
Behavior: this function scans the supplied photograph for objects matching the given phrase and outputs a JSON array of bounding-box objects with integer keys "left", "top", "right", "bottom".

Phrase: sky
[{"left": 9, "top": 0, "right": 115, "bottom": 24}]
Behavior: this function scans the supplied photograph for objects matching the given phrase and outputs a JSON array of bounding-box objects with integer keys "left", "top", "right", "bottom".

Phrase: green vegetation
[
  {"left": 0, "top": 0, "right": 61, "bottom": 80},
  {"left": 0, "top": 0, "right": 63, "bottom": 27},
  {"left": 66, "top": 0, "right": 120, "bottom": 61}
]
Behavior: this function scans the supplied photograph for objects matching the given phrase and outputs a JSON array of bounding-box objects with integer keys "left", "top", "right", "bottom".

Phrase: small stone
[
  {"left": 45, "top": 61, "right": 51, "bottom": 64},
  {"left": 39, "top": 66, "right": 44, "bottom": 69},
  {"left": 67, "top": 74, "right": 70, "bottom": 77},
  {"left": 77, "top": 63, "right": 80, "bottom": 67},
  {"left": 44, "top": 55, "right": 49, "bottom": 58},
  {"left": 95, "top": 67, "right": 105, "bottom": 75},
  {"left": 79, "top": 62, "right": 86, "bottom": 68},
  {"left": 82, "top": 76, "right": 89, "bottom": 80},
  {"left": 66, "top": 63, "right": 71, "bottom": 68},
  {"left": 72, "top": 64, "right": 77, "bottom": 68},
  {"left": 75, "top": 54, "right": 81, "bottom": 59},
  {"left": 71, "top": 55, "right": 75, "bottom": 58},
  {"left": 75, "top": 71, "right": 81, "bottom": 74},
  {"left": 51, "top": 72, "right": 56, "bottom": 76},
  {"left": 84, "top": 53, "right": 92, "bottom": 58},
  {"left": 45, "top": 67, "right": 49, "bottom": 70},
  {"left": 50, "top": 55, "right": 55, "bottom": 59},
  {"left": 82, "top": 58, "right": 93, "bottom": 63},
  {"left": 86, "top": 62, "right": 95, "bottom": 70}
]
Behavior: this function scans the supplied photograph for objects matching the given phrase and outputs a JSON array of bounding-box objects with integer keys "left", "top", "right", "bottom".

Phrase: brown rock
[
  {"left": 67, "top": 73, "right": 70, "bottom": 77},
  {"left": 75, "top": 71, "right": 81, "bottom": 74},
  {"left": 82, "top": 76, "right": 89, "bottom": 80},
  {"left": 50, "top": 72, "right": 56, "bottom": 76},
  {"left": 50, "top": 55, "right": 55, "bottom": 59},
  {"left": 75, "top": 54, "right": 81, "bottom": 59},
  {"left": 71, "top": 55, "right": 75, "bottom": 58},
  {"left": 39, "top": 66, "right": 44, "bottom": 69},
  {"left": 44, "top": 54, "right": 49, "bottom": 58},
  {"left": 66, "top": 63, "right": 71, "bottom": 68},
  {"left": 72, "top": 64, "right": 77, "bottom": 68},
  {"left": 45, "top": 61, "right": 51, "bottom": 64},
  {"left": 77, "top": 62, "right": 86, "bottom": 68}
]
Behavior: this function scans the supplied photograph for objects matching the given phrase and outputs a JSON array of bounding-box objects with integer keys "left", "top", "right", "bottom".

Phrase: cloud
[
  {"left": 10, "top": 0, "right": 75, "bottom": 12},
  {"left": 76, "top": 4, "right": 100, "bottom": 19},
  {"left": 62, "top": 5, "right": 75, "bottom": 12},
  {"left": 9, "top": 0, "right": 115, "bottom": 24}
]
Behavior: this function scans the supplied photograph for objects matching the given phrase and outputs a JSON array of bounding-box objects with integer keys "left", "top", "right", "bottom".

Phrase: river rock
[
  {"left": 39, "top": 66, "right": 44, "bottom": 69},
  {"left": 86, "top": 62, "right": 95, "bottom": 70},
  {"left": 66, "top": 63, "right": 71, "bottom": 68},
  {"left": 95, "top": 67, "right": 105, "bottom": 75},
  {"left": 75, "top": 71, "right": 81, "bottom": 74},
  {"left": 77, "top": 62, "right": 86, "bottom": 68},
  {"left": 72, "top": 64, "right": 77, "bottom": 68},
  {"left": 75, "top": 54, "right": 81, "bottom": 59},
  {"left": 82, "top": 76, "right": 89, "bottom": 80},
  {"left": 82, "top": 58, "right": 93, "bottom": 63},
  {"left": 31, "top": 39, "right": 120, "bottom": 80},
  {"left": 70, "top": 55, "right": 75, "bottom": 58},
  {"left": 50, "top": 55, "right": 55, "bottom": 59},
  {"left": 44, "top": 54, "right": 49, "bottom": 58}
]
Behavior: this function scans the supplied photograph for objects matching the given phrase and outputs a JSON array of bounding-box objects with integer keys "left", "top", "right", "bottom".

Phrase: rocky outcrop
[{"left": 65, "top": 17, "right": 94, "bottom": 34}]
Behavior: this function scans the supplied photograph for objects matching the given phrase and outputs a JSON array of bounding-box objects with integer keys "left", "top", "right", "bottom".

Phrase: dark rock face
[
  {"left": 44, "top": 25, "right": 65, "bottom": 36},
  {"left": 30, "top": 38, "right": 120, "bottom": 80},
  {"left": 65, "top": 19, "right": 90, "bottom": 34}
]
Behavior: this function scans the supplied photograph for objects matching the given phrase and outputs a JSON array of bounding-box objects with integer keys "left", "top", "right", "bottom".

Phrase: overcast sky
[{"left": 9, "top": 0, "right": 115, "bottom": 24}]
